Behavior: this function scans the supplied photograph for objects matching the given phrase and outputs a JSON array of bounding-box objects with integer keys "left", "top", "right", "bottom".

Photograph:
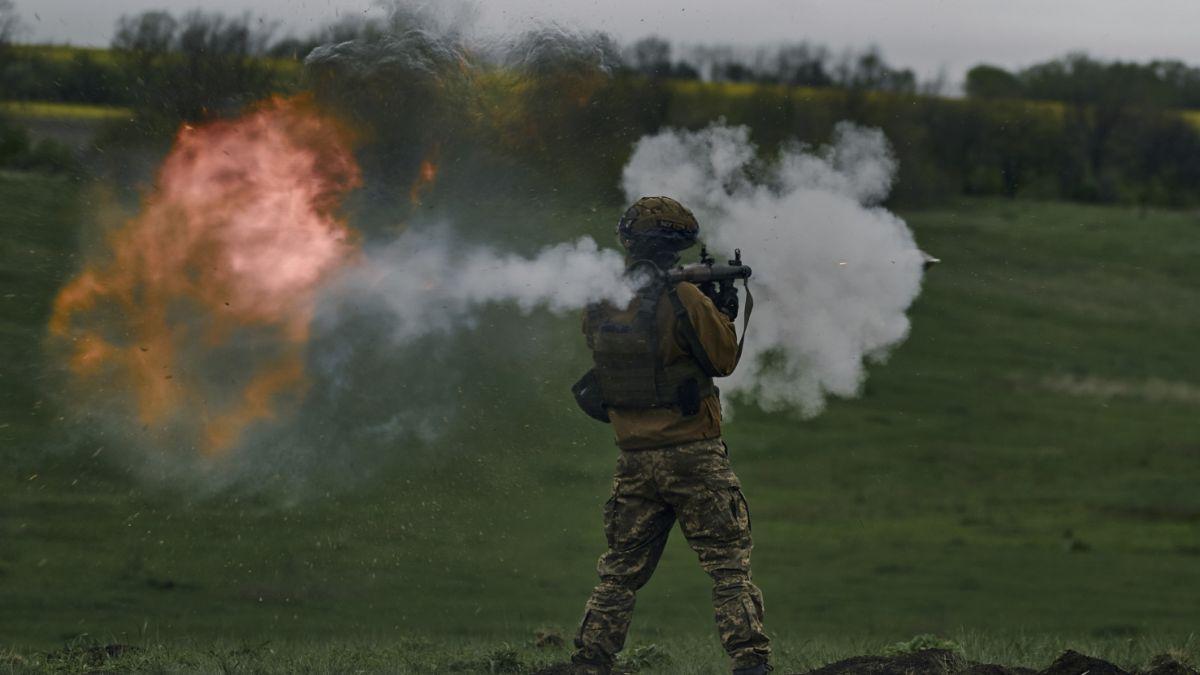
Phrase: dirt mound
[
  {"left": 533, "top": 650, "right": 1196, "bottom": 675},
  {"left": 800, "top": 649, "right": 1196, "bottom": 675},
  {"left": 804, "top": 649, "right": 966, "bottom": 675},
  {"left": 1039, "top": 650, "right": 1129, "bottom": 675},
  {"left": 803, "top": 649, "right": 1034, "bottom": 675},
  {"left": 968, "top": 665, "right": 1038, "bottom": 675}
]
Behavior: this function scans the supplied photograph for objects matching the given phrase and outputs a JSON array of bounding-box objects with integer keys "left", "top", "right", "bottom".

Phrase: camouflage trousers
[{"left": 572, "top": 438, "right": 770, "bottom": 672}]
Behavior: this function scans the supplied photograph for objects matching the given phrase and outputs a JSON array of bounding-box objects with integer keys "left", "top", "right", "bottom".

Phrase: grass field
[
  {"left": 1, "top": 172, "right": 1199, "bottom": 673},
  {"left": 0, "top": 101, "right": 133, "bottom": 121}
]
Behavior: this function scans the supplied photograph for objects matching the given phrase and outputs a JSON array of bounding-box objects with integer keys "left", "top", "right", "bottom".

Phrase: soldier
[{"left": 569, "top": 196, "right": 771, "bottom": 675}]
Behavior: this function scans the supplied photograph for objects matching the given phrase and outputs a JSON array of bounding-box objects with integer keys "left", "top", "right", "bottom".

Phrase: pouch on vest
[
  {"left": 677, "top": 377, "right": 702, "bottom": 416},
  {"left": 572, "top": 368, "right": 611, "bottom": 423}
]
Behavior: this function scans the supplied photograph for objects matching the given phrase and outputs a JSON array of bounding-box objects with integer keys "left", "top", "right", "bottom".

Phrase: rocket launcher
[{"left": 668, "top": 246, "right": 752, "bottom": 286}]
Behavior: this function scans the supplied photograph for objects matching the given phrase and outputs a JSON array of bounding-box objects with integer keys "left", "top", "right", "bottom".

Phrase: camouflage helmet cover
[{"left": 617, "top": 196, "right": 700, "bottom": 251}]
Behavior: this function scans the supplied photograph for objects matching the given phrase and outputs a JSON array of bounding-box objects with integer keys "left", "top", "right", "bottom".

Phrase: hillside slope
[{"left": 1, "top": 174, "right": 1198, "bottom": 657}]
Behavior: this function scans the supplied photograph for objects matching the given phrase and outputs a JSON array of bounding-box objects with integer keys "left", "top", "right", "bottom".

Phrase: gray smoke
[
  {"left": 495, "top": 24, "right": 621, "bottom": 75},
  {"left": 56, "top": 1, "right": 926, "bottom": 494},
  {"left": 304, "top": 2, "right": 620, "bottom": 89},
  {"left": 317, "top": 230, "right": 635, "bottom": 343},
  {"left": 622, "top": 122, "right": 926, "bottom": 415},
  {"left": 215, "top": 228, "right": 637, "bottom": 496},
  {"left": 305, "top": 29, "right": 466, "bottom": 79}
]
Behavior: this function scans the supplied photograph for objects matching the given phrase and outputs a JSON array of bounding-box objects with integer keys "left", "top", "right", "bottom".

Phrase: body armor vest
[{"left": 587, "top": 280, "right": 716, "bottom": 413}]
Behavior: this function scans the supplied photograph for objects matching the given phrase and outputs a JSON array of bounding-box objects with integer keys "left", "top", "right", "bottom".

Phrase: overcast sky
[{"left": 19, "top": 0, "right": 1200, "bottom": 84}]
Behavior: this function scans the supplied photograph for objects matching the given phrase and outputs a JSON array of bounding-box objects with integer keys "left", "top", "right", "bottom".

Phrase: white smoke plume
[
  {"left": 319, "top": 230, "right": 635, "bottom": 342},
  {"left": 622, "top": 122, "right": 926, "bottom": 415}
]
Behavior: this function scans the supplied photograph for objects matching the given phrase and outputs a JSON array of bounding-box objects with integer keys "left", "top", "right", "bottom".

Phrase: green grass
[
  {"left": 1, "top": 633, "right": 1197, "bottom": 673},
  {"left": 1, "top": 174, "right": 1199, "bottom": 672},
  {"left": 8, "top": 45, "right": 119, "bottom": 66},
  {"left": 0, "top": 101, "right": 132, "bottom": 121}
]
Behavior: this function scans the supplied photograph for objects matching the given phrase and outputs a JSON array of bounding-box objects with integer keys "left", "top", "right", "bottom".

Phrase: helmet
[{"left": 616, "top": 196, "right": 699, "bottom": 252}]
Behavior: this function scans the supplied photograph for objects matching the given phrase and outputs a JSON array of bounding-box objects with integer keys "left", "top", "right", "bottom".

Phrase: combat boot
[
  {"left": 732, "top": 661, "right": 772, "bottom": 675},
  {"left": 567, "top": 652, "right": 614, "bottom": 675}
]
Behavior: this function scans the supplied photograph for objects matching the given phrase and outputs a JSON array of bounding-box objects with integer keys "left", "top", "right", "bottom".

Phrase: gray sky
[{"left": 19, "top": 0, "right": 1200, "bottom": 84}]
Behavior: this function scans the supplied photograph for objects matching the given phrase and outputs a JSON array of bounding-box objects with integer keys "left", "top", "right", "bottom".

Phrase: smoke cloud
[
  {"left": 319, "top": 231, "right": 634, "bottom": 343},
  {"left": 44, "top": 2, "right": 645, "bottom": 493},
  {"left": 622, "top": 122, "right": 926, "bottom": 415},
  {"left": 47, "top": 0, "right": 927, "bottom": 494}
]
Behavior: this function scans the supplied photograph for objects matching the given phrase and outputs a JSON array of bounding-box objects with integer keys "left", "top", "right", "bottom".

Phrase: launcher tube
[{"left": 667, "top": 262, "right": 753, "bottom": 285}]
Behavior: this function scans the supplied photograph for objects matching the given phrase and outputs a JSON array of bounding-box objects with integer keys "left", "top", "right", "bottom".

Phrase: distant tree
[
  {"left": 833, "top": 46, "right": 915, "bottom": 93},
  {"left": 268, "top": 15, "right": 386, "bottom": 60},
  {"left": 1150, "top": 59, "right": 1200, "bottom": 108},
  {"left": 769, "top": 42, "right": 832, "bottom": 87},
  {"left": 965, "top": 64, "right": 1022, "bottom": 99},
  {"left": 671, "top": 60, "right": 699, "bottom": 80},
  {"left": 715, "top": 61, "right": 754, "bottom": 83},
  {"left": 1, "top": 0, "right": 24, "bottom": 66},
  {"left": 685, "top": 45, "right": 751, "bottom": 83},
  {"left": 112, "top": 10, "right": 278, "bottom": 122},
  {"left": 920, "top": 67, "right": 950, "bottom": 97},
  {"left": 676, "top": 42, "right": 916, "bottom": 92},
  {"left": 1016, "top": 53, "right": 1187, "bottom": 108},
  {"left": 175, "top": 11, "right": 276, "bottom": 114},
  {"left": 627, "top": 36, "right": 672, "bottom": 79},
  {"left": 697, "top": 45, "right": 758, "bottom": 83},
  {"left": 113, "top": 10, "right": 177, "bottom": 54},
  {"left": 266, "top": 36, "right": 309, "bottom": 60},
  {"left": 1016, "top": 54, "right": 1150, "bottom": 200},
  {"left": 111, "top": 10, "right": 178, "bottom": 95},
  {"left": 0, "top": 0, "right": 20, "bottom": 44},
  {"left": 1021, "top": 53, "right": 1110, "bottom": 103},
  {"left": 60, "top": 50, "right": 121, "bottom": 103}
]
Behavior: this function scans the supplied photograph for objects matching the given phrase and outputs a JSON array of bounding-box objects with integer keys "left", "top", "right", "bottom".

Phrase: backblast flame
[
  {"left": 48, "top": 96, "right": 362, "bottom": 458},
  {"left": 410, "top": 145, "right": 440, "bottom": 205}
]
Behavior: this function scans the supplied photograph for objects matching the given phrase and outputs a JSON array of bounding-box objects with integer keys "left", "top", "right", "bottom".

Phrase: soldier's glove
[{"left": 716, "top": 284, "right": 739, "bottom": 321}]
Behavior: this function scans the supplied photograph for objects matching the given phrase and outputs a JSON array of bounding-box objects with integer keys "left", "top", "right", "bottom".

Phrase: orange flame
[
  {"left": 409, "top": 145, "right": 440, "bottom": 205},
  {"left": 49, "top": 95, "right": 362, "bottom": 458}
]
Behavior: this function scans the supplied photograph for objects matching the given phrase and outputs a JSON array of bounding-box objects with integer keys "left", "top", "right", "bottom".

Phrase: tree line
[
  {"left": 968, "top": 54, "right": 1200, "bottom": 109},
  {"left": 0, "top": 12, "right": 923, "bottom": 107},
  {"left": 3, "top": 8, "right": 1200, "bottom": 207}
]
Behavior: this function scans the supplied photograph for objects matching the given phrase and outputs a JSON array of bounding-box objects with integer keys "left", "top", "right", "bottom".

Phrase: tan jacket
[{"left": 583, "top": 282, "right": 738, "bottom": 450}]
